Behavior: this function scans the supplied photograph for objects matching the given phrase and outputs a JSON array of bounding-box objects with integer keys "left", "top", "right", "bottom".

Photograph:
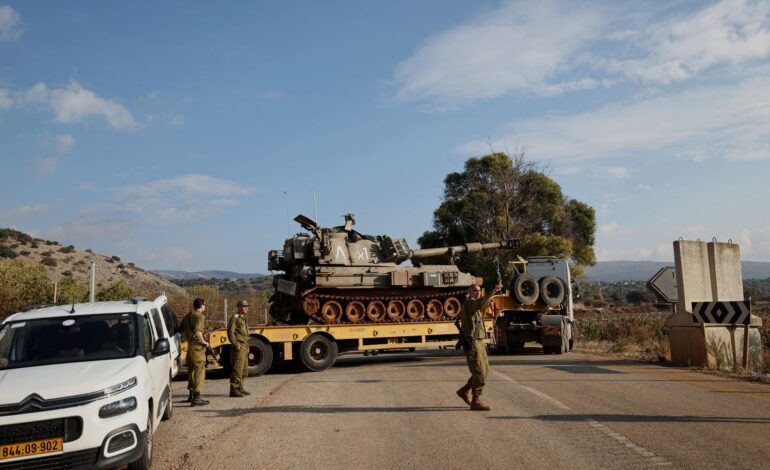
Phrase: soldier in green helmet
[
  {"left": 227, "top": 300, "right": 251, "bottom": 397},
  {"left": 456, "top": 280, "right": 502, "bottom": 411},
  {"left": 183, "top": 297, "right": 210, "bottom": 406}
]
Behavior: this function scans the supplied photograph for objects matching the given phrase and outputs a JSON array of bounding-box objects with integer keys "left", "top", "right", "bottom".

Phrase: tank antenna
[
  {"left": 313, "top": 192, "right": 318, "bottom": 224},
  {"left": 283, "top": 191, "right": 290, "bottom": 236}
]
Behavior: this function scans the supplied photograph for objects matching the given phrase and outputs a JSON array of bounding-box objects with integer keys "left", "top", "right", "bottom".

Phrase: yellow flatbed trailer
[{"left": 181, "top": 319, "right": 494, "bottom": 375}]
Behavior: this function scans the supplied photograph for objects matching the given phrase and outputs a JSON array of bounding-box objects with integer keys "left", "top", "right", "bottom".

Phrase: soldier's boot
[
  {"left": 185, "top": 390, "right": 194, "bottom": 403},
  {"left": 191, "top": 393, "right": 210, "bottom": 406},
  {"left": 470, "top": 393, "right": 491, "bottom": 411},
  {"left": 238, "top": 388, "right": 251, "bottom": 396},
  {"left": 229, "top": 388, "right": 245, "bottom": 398},
  {"left": 455, "top": 383, "right": 471, "bottom": 406}
]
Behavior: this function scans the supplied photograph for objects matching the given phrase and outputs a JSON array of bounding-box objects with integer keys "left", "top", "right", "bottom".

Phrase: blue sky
[{"left": 1, "top": 0, "right": 770, "bottom": 272}]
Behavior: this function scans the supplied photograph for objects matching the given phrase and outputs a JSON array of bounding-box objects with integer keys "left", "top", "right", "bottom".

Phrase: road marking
[{"left": 493, "top": 370, "right": 671, "bottom": 466}]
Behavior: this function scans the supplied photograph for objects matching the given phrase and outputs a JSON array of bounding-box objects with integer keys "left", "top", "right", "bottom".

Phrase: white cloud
[
  {"left": 607, "top": 167, "right": 629, "bottom": 178},
  {"left": 392, "top": 0, "right": 605, "bottom": 106},
  {"left": 54, "top": 134, "right": 76, "bottom": 154},
  {"left": 0, "top": 204, "right": 49, "bottom": 219},
  {"left": 600, "top": 222, "right": 620, "bottom": 234},
  {"left": 33, "top": 157, "right": 58, "bottom": 175},
  {"left": 114, "top": 175, "right": 255, "bottom": 223},
  {"left": 0, "top": 5, "right": 24, "bottom": 42},
  {"left": 124, "top": 174, "right": 255, "bottom": 200},
  {"left": 460, "top": 77, "right": 770, "bottom": 162},
  {"left": 607, "top": 0, "right": 770, "bottom": 85},
  {"left": 23, "top": 81, "right": 138, "bottom": 130},
  {"left": 637, "top": 184, "right": 651, "bottom": 191},
  {"left": 740, "top": 228, "right": 753, "bottom": 254},
  {"left": 0, "top": 88, "right": 11, "bottom": 109},
  {"left": 394, "top": 0, "right": 770, "bottom": 108}
]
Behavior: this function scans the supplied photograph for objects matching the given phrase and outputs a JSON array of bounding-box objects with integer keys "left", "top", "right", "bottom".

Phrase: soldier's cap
[{"left": 237, "top": 300, "right": 250, "bottom": 307}]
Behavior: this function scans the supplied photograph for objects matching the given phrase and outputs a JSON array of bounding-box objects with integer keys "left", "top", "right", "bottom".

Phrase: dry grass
[{"left": 574, "top": 308, "right": 669, "bottom": 362}]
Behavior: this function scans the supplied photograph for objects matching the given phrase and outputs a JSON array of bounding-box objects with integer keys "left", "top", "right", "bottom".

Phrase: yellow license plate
[{"left": 0, "top": 438, "right": 63, "bottom": 461}]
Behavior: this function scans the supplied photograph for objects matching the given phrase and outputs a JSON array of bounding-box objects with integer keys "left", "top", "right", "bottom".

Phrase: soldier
[
  {"left": 183, "top": 298, "right": 210, "bottom": 406},
  {"left": 227, "top": 300, "right": 251, "bottom": 397},
  {"left": 456, "top": 280, "right": 502, "bottom": 411}
]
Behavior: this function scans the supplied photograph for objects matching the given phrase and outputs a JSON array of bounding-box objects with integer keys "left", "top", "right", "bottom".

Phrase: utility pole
[{"left": 89, "top": 262, "right": 96, "bottom": 302}]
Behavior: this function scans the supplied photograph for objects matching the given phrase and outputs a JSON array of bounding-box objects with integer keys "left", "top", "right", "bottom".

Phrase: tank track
[{"left": 302, "top": 289, "right": 467, "bottom": 324}]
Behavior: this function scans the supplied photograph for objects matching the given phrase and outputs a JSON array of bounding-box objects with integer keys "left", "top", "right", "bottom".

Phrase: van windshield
[{"left": 0, "top": 313, "right": 137, "bottom": 370}]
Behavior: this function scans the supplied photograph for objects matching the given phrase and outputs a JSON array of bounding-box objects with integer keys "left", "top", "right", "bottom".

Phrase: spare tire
[
  {"left": 540, "top": 276, "right": 565, "bottom": 306},
  {"left": 512, "top": 273, "right": 539, "bottom": 305}
]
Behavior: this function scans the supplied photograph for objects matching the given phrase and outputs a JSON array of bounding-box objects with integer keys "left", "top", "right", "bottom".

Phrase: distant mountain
[
  {"left": 153, "top": 270, "right": 262, "bottom": 281},
  {"left": 584, "top": 260, "right": 770, "bottom": 282}
]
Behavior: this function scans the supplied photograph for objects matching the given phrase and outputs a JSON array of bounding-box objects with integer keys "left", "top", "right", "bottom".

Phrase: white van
[{"left": 0, "top": 298, "right": 174, "bottom": 469}]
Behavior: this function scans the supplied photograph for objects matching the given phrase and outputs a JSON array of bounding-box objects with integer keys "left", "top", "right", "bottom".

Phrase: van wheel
[
  {"left": 129, "top": 413, "right": 153, "bottom": 470},
  {"left": 300, "top": 334, "right": 338, "bottom": 372},
  {"left": 247, "top": 337, "right": 274, "bottom": 377}
]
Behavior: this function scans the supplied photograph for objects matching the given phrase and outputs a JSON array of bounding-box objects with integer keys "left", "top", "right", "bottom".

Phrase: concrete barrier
[{"left": 665, "top": 240, "right": 763, "bottom": 368}]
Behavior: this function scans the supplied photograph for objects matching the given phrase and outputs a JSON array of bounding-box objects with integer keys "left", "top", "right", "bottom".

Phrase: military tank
[{"left": 267, "top": 214, "right": 518, "bottom": 324}]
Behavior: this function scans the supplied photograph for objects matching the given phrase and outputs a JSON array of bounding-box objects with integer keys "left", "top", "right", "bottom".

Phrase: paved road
[{"left": 154, "top": 349, "right": 770, "bottom": 469}]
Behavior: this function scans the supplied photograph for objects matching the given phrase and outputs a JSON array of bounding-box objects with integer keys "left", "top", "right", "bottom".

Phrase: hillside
[
  {"left": 0, "top": 228, "right": 183, "bottom": 296},
  {"left": 584, "top": 260, "right": 770, "bottom": 282}
]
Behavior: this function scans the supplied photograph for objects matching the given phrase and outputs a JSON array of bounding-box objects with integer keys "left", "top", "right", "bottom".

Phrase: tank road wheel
[
  {"left": 443, "top": 297, "right": 462, "bottom": 319},
  {"left": 300, "top": 334, "right": 338, "bottom": 372},
  {"left": 406, "top": 299, "right": 425, "bottom": 320},
  {"left": 513, "top": 274, "right": 539, "bottom": 305},
  {"left": 425, "top": 299, "right": 444, "bottom": 320},
  {"left": 366, "top": 301, "right": 386, "bottom": 322},
  {"left": 302, "top": 296, "right": 320, "bottom": 315},
  {"left": 320, "top": 301, "right": 343, "bottom": 323},
  {"left": 386, "top": 300, "right": 405, "bottom": 321},
  {"left": 345, "top": 301, "right": 366, "bottom": 323}
]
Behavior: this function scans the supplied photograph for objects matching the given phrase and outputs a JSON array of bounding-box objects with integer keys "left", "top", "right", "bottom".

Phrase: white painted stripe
[{"left": 492, "top": 370, "right": 672, "bottom": 466}]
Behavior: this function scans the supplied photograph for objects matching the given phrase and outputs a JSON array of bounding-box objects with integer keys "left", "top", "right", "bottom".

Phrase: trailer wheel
[
  {"left": 512, "top": 274, "right": 539, "bottom": 305},
  {"left": 540, "top": 276, "right": 565, "bottom": 306},
  {"left": 247, "top": 337, "right": 274, "bottom": 377},
  {"left": 300, "top": 334, "right": 338, "bottom": 372}
]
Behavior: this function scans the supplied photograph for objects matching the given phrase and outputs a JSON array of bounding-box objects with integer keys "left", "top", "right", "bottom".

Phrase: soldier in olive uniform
[
  {"left": 456, "top": 281, "right": 502, "bottom": 411},
  {"left": 227, "top": 300, "right": 251, "bottom": 397},
  {"left": 183, "top": 298, "right": 210, "bottom": 406}
]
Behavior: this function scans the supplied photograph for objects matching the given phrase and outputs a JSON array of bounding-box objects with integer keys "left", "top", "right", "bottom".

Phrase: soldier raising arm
[{"left": 456, "top": 280, "right": 502, "bottom": 411}]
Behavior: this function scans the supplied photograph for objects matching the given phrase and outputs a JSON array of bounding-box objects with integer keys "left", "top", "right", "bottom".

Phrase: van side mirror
[{"left": 152, "top": 338, "right": 170, "bottom": 357}]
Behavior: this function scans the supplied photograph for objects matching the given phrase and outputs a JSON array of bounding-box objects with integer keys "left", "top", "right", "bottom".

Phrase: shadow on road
[
  {"left": 201, "top": 405, "right": 467, "bottom": 417},
  {"left": 489, "top": 414, "right": 770, "bottom": 424}
]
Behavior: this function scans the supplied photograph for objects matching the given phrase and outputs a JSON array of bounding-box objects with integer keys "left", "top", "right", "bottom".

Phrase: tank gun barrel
[{"left": 409, "top": 239, "right": 518, "bottom": 259}]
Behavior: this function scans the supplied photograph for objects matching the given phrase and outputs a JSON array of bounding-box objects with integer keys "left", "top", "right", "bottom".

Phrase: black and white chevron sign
[{"left": 691, "top": 301, "right": 751, "bottom": 324}]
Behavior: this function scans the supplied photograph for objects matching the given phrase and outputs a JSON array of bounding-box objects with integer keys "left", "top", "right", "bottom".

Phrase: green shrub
[
  {"left": 111, "top": 255, "right": 121, "bottom": 262},
  {"left": 96, "top": 281, "right": 138, "bottom": 301},
  {"left": 0, "top": 261, "right": 53, "bottom": 319},
  {"left": 41, "top": 257, "right": 57, "bottom": 267},
  {"left": 0, "top": 245, "right": 17, "bottom": 259},
  {"left": 58, "top": 277, "right": 88, "bottom": 304},
  {"left": 58, "top": 245, "right": 75, "bottom": 254}
]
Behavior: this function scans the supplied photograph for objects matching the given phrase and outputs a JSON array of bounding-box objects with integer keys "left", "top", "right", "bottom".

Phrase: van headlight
[
  {"left": 104, "top": 377, "right": 137, "bottom": 396},
  {"left": 99, "top": 397, "right": 137, "bottom": 418}
]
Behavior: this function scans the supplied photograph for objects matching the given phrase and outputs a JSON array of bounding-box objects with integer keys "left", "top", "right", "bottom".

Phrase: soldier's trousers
[
  {"left": 187, "top": 347, "right": 206, "bottom": 393},
  {"left": 230, "top": 343, "right": 249, "bottom": 391},
  {"left": 464, "top": 339, "right": 489, "bottom": 395}
]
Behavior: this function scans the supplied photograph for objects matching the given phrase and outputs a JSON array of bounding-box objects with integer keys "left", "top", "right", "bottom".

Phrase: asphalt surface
[{"left": 153, "top": 349, "right": 770, "bottom": 469}]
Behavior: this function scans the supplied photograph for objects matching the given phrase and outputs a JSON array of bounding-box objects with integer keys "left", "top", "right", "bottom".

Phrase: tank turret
[{"left": 268, "top": 214, "right": 518, "bottom": 325}]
